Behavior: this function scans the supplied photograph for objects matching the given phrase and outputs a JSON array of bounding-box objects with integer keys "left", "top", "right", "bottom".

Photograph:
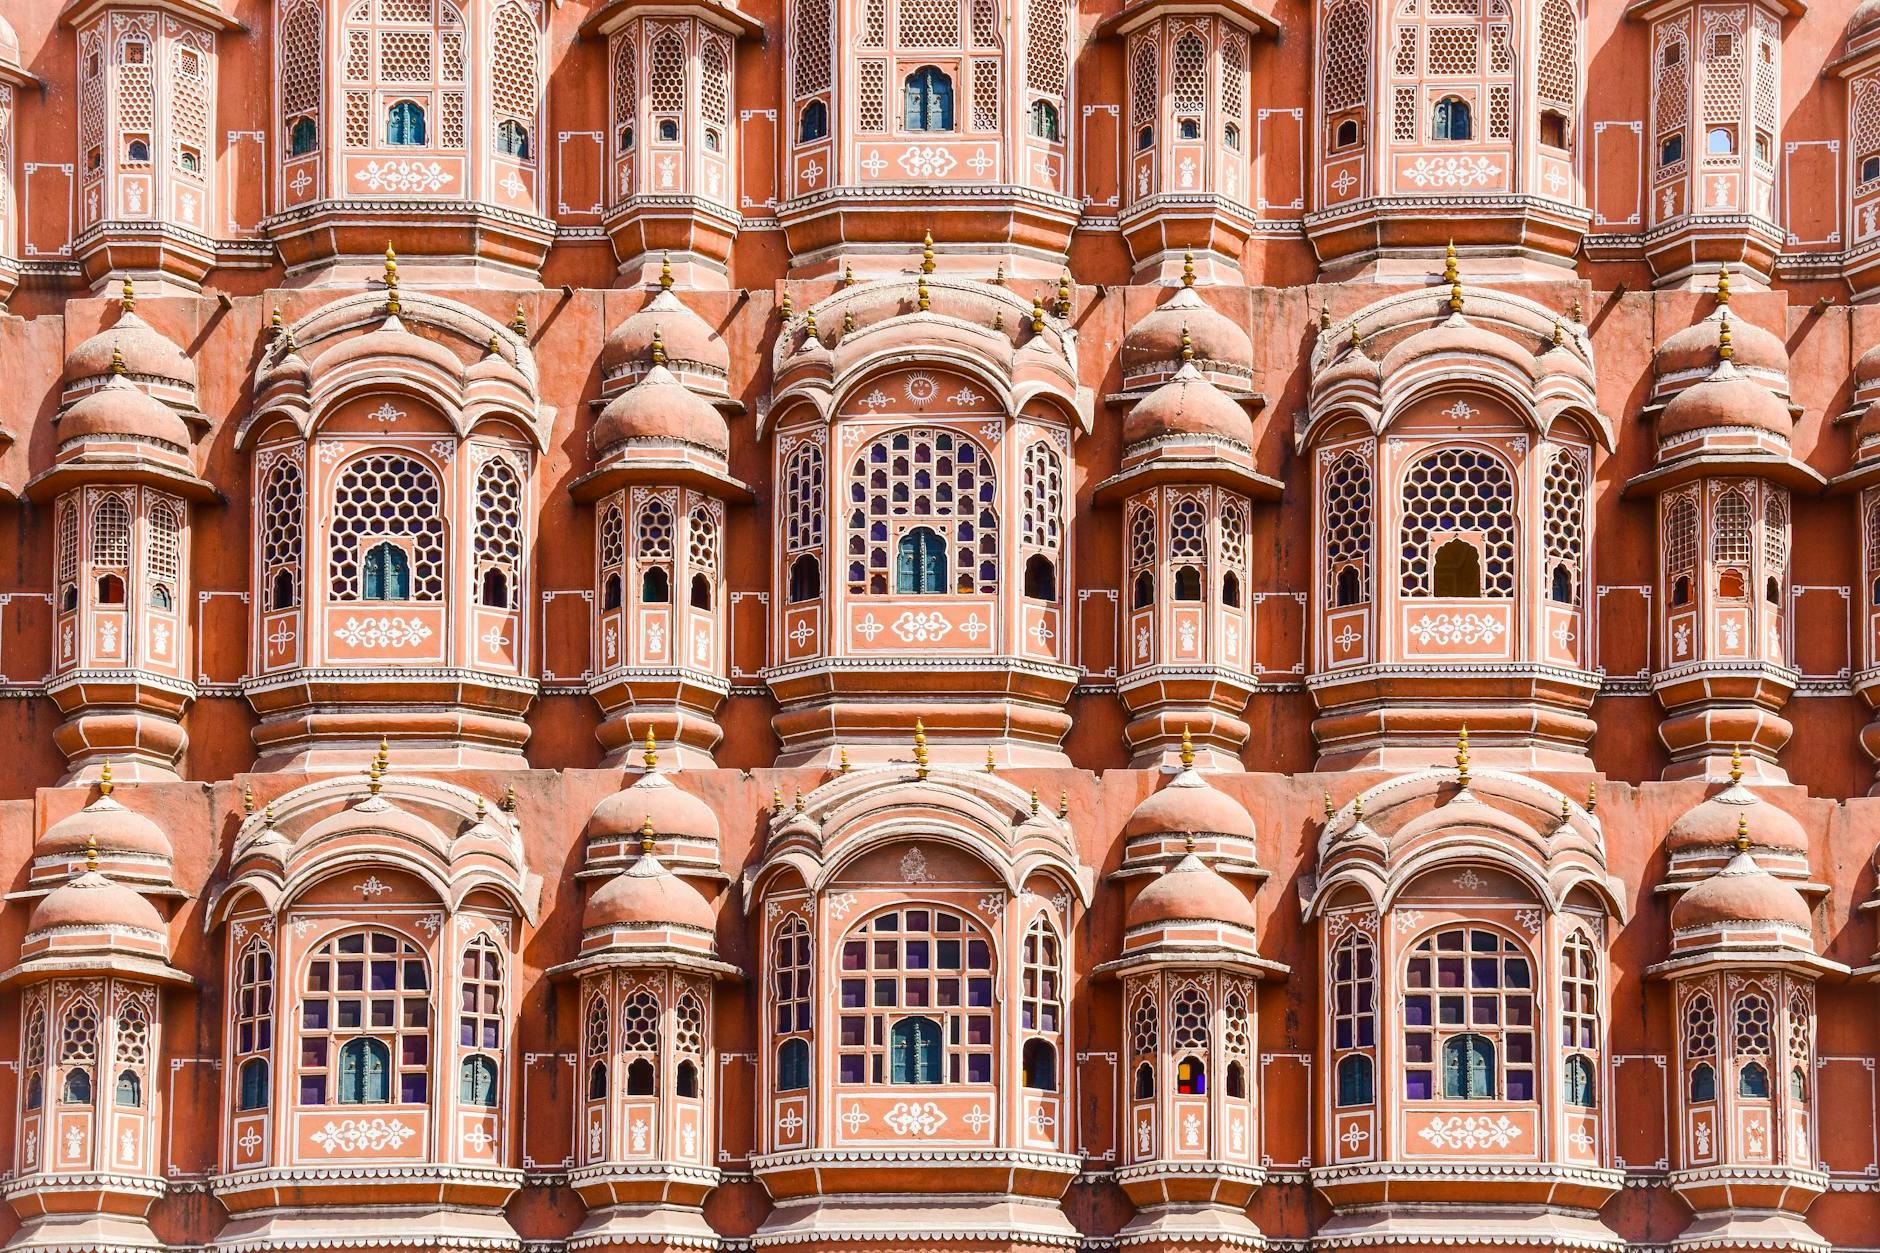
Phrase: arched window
[
  {"left": 329, "top": 453, "right": 445, "bottom": 601},
  {"left": 1404, "top": 926, "right": 1534, "bottom": 1102},
  {"left": 1683, "top": 989, "right": 1718, "bottom": 1101},
  {"left": 1432, "top": 96, "right": 1472, "bottom": 141},
  {"left": 1432, "top": 539, "right": 1482, "bottom": 597},
  {"left": 63, "top": 1068, "right": 93, "bottom": 1105},
  {"left": 387, "top": 100, "right": 428, "bottom": 145},
  {"left": 1223, "top": 986, "right": 1251, "bottom": 1100},
  {"left": 59, "top": 998, "right": 99, "bottom": 1107},
  {"left": 90, "top": 493, "right": 131, "bottom": 604},
  {"left": 495, "top": 118, "right": 529, "bottom": 158},
  {"left": 1542, "top": 448, "right": 1585, "bottom": 606},
  {"left": 688, "top": 502, "right": 719, "bottom": 611},
  {"left": 622, "top": 989, "right": 660, "bottom": 1096},
  {"left": 1130, "top": 36, "right": 1157, "bottom": 152},
  {"left": 1666, "top": 493, "right": 1697, "bottom": 604},
  {"left": 1029, "top": 98, "right": 1059, "bottom": 140},
  {"left": 1024, "top": 555, "right": 1057, "bottom": 601},
  {"left": 799, "top": 99, "right": 828, "bottom": 141},
  {"left": 146, "top": 497, "right": 179, "bottom": 610},
  {"left": 1712, "top": 489, "right": 1753, "bottom": 597},
  {"left": 301, "top": 930, "right": 430, "bottom": 1105},
  {"left": 1130, "top": 990, "right": 1157, "bottom": 1102},
  {"left": 599, "top": 503, "right": 626, "bottom": 614},
  {"left": 1733, "top": 991, "right": 1772, "bottom": 1098},
  {"left": 262, "top": 456, "right": 304, "bottom": 611},
  {"left": 1023, "top": 1039, "right": 1057, "bottom": 1091},
  {"left": 772, "top": 915, "right": 813, "bottom": 1090},
  {"left": 1330, "top": 927, "right": 1376, "bottom": 1104},
  {"left": 1400, "top": 448, "right": 1515, "bottom": 597},
  {"left": 116, "top": 1069, "right": 143, "bottom": 1107},
  {"left": 636, "top": 498, "right": 674, "bottom": 603},
  {"left": 1690, "top": 1061, "right": 1716, "bottom": 1101},
  {"left": 1129, "top": 505, "right": 1157, "bottom": 610},
  {"left": 1536, "top": 0, "right": 1577, "bottom": 151},
  {"left": 490, "top": 1, "right": 539, "bottom": 162},
  {"left": 57, "top": 502, "right": 79, "bottom": 613},
  {"left": 777, "top": 1037, "right": 810, "bottom": 1091},
  {"left": 897, "top": 526, "right": 947, "bottom": 593},
  {"left": 784, "top": 441, "right": 826, "bottom": 589},
  {"left": 610, "top": 31, "right": 637, "bottom": 156},
  {"left": 890, "top": 1016, "right": 944, "bottom": 1083},
  {"left": 290, "top": 115, "right": 318, "bottom": 155},
  {"left": 1560, "top": 929, "right": 1599, "bottom": 1105},
  {"left": 1321, "top": 0, "right": 1369, "bottom": 150},
  {"left": 280, "top": 1, "right": 323, "bottom": 154},
  {"left": 849, "top": 428, "right": 998, "bottom": 595},
  {"left": 112, "top": 1000, "right": 150, "bottom": 1110},
  {"left": 791, "top": 0, "right": 833, "bottom": 134},
  {"left": 22, "top": 1005, "right": 45, "bottom": 1112},
  {"left": 460, "top": 1055, "right": 498, "bottom": 1106},
  {"left": 233, "top": 938, "right": 274, "bottom": 1110},
  {"left": 459, "top": 935, "right": 504, "bottom": 1107},
  {"left": 838, "top": 906, "right": 994, "bottom": 1085},
  {"left": 474, "top": 457, "right": 524, "bottom": 611},
  {"left": 674, "top": 988, "right": 705, "bottom": 1097},
  {"left": 1021, "top": 917, "right": 1062, "bottom": 1092},
  {"left": 1172, "top": 985, "right": 1209, "bottom": 1094},
  {"left": 1787, "top": 988, "right": 1811, "bottom": 1104},
  {"left": 1563, "top": 1054, "right": 1595, "bottom": 1107},
  {"left": 790, "top": 554, "right": 822, "bottom": 602},
  {"left": 1220, "top": 502, "right": 1247, "bottom": 609},
  {"left": 585, "top": 994, "right": 609, "bottom": 1102},
  {"left": 1170, "top": 497, "right": 1206, "bottom": 602},
  {"left": 1337, "top": 1054, "right": 1373, "bottom": 1106},
  {"left": 904, "top": 65, "right": 954, "bottom": 131}
]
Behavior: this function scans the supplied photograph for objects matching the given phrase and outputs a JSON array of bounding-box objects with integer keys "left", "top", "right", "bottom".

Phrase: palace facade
[{"left": 6, "top": 0, "right": 1880, "bottom": 1249}]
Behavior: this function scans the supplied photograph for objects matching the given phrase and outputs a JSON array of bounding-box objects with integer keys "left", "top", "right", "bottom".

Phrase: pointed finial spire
[
  {"left": 1552, "top": 318, "right": 1565, "bottom": 348},
  {"left": 1180, "top": 325, "right": 1195, "bottom": 363},
  {"left": 917, "top": 270, "right": 931, "bottom": 312},
  {"left": 641, "top": 813, "right": 657, "bottom": 854},
  {"left": 1730, "top": 744, "right": 1743, "bottom": 785},
  {"left": 771, "top": 784, "right": 783, "bottom": 813},
  {"left": 1349, "top": 323, "right": 1362, "bottom": 350},
  {"left": 644, "top": 726, "right": 659, "bottom": 771},
  {"left": 1561, "top": 794, "right": 1572, "bottom": 823},
  {"left": 992, "top": 308, "right": 1004, "bottom": 332},
  {"left": 1718, "top": 317, "right": 1733, "bottom": 362},
  {"left": 651, "top": 327, "right": 666, "bottom": 366},
  {"left": 840, "top": 746, "right": 852, "bottom": 772},
  {"left": 367, "top": 757, "right": 384, "bottom": 796},
  {"left": 476, "top": 794, "right": 487, "bottom": 820},
  {"left": 243, "top": 784, "right": 255, "bottom": 817},
  {"left": 487, "top": 332, "right": 502, "bottom": 356},
  {"left": 499, "top": 783, "right": 516, "bottom": 813},
  {"left": 993, "top": 260, "right": 1006, "bottom": 286},
  {"left": 1353, "top": 793, "right": 1365, "bottom": 820},
  {"left": 510, "top": 301, "right": 528, "bottom": 337},
  {"left": 1181, "top": 252, "right": 1196, "bottom": 288},
  {"left": 377, "top": 734, "right": 390, "bottom": 770},
  {"left": 1323, "top": 789, "right": 1335, "bottom": 820},
  {"left": 986, "top": 745, "right": 997, "bottom": 772},
  {"left": 779, "top": 289, "right": 794, "bottom": 321},
  {"left": 85, "top": 834, "right": 99, "bottom": 874},
  {"left": 921, "top": 230, "right": 936, "bottom": 275},
  {"left": 1030, "top": 295, "right": 1046, "bottom": 333},
  {"left": 99, "top": 760, "right": 115, "bottom": 797},
  {"left": 1444, "top": 241, "right": 1464, "bottom": 314},
  {"left": 1716, "top": 266, "right": 1731, "bottom": 306},
  {"left": 1586, "top": 779, "right": 1598, "bottom": 813},
  {"left": 120, "top": 276, "right": 136, "bottom": 313},
  {"left": 805, "top": 308, "right": 819, "bottom": 338},
  {"left": 1455, "top": 724, "right": 1471, "bottom": 788},
  {"left": 1056, "top": 272, "right": 1072, "bottom": 318},
  {"left": 659, "top": 252, "right": 674, "bottom": 291},
  {"left": 1179, "top": 726, "right": 1195, "bottom": 770},
  {"left": 844, "top": 262, "right": 856, "bottom": 288},
  {"left": 1058, "top": 787, "right": 1069, "bottom": 819},
  {"left": 1569, "top": 297, "right": 1584, "bottom": 323},
  {"left": 269, "top": 306, "right": 284, "bottom": 339},
  {"left": 110, "top": 346, "right": 126, "bottom": 376},
  {"left": 383, "top": 244, "right": 400, "bottom": 315},
  {"left": 1030, "top": 787, "right": 1040, "bottom": 817},
  {"left": 843, "top": 308, "right": 856, "bottom": 335},
  {"left": 794, "top": 789, "right": 805, "bottom": 814},
  {"left": 1735, "top": 812, "right": 1750, "bottom": 854},
  {"left": 264, "top": 799, "right": 276, "bottom": 827},
  {"left": 913, "top": 719, "right": 929, "bottom": 779},
  {"left": 1319, "top": 304, "right": 1332, "bottom": 332}
]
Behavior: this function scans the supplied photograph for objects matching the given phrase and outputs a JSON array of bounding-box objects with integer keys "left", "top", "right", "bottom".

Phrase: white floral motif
[
  {"left": 947, "top": 386, "right": 984, "bottom": 405},
  {"left": 64, "top": 1126, "right": 83, "bottom": 1160},
  {"left": 976, "top": 893, "right": 1006, "bottom": 919},
  {"left": 962, "top": 1104, "right": 991, "bottom": 1132},
  {"left": 1339, "top": 1123, "right": 1368, "bottom": 1151},
  {"left": 1454, "top": 869, "right": 1484, "bottom": 891},
  {"left": 1693, "top": 1121, "right": 1712, "bottom": 1155},
  {"left": 1136, "top": 1120, "right": 1153, "bottom": 1154},
  {"left": 310, "top": 1117, "right": 416, "bottom": 1153},
  {"left": 897, "top": 146, "right": 957, "bottom": 178},
  {"left": 1416, "top": 1115, "right": 1524, "bottom": 1150},
  {"left": 463, "top": 1124, "right": 494, "bottom": 1152},
  {"left": 367, "top": 402, "right": 404, "bottom": 423},
  {"left": 355, "top": 160, "right": 454, "bottom": 193},
  {"left": 358, "top": 876, "right": 393, "bottom": 897},
  {"left": 1183, "top": 1112, "right": 1202, "bottom": 1146},
  {"left": 856, "top": 613, "right": 885, "bottom": 641},
  {"left": 1399, "top": 156, "right": 1504, "bottom": 189},
  {"left": 892, "top": 611, "right": 953, "bottom": 643},
  {"left": 861, "top": 388, "right": 893, "bottom": 409},
  {"left": 333, "top": 616, "right": 434, "bottom": 648},
  {"left": 957, "top": 614, "right": 988, "bottom": 640},
  {"left": 630, "top": 1118, "right": 649, "bottom": 1151},
  {"left": 841, "top": 1103, "right": 869, "bottom": 1133},
  {"left": 899, "top": 848, "right": 933, "bottom": 883},
  {"left": 825, "top": 892, "right": 859, "bottom": 920},
  {"left": 884, "top": 1101, "right": 948, "bottom": 1136},
  {"left": 1514, "top": 908, "right": 1543, "bottom": 935},
  {"left": 1408, "top": 613, "right": 1506, "bottom": 647}
]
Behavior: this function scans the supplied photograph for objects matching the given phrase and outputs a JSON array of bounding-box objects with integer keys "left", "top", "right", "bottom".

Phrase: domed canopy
[
  {"left": 585, "top": 848, "right": 717, "bottom": 934},
  {"left": 58, "top": 373, "right": 193, "bottom": 449},
  {"left": 587, "top": 769, "right": 722, "bottom": 855},
  {"left": 1125, "top": 851, "right": 1257, "bottom": 932},
  {"left": 1858, "top": 339, "right": 1880, "bottom": 390},
  {"left": 1666, "top": 780, "right": 1808, "bottom": 862},
  {"left": 1120, "top": 282, "right": 1254, "bottom": 389},
  {"left": 1122, "top": 362, "right": 1254, "bottom": 448},
  {"left": 1655, "top": 314, "right": 1787, "bottom": 389},
  {"left": 1670, "top": 847, "right": 1813, "bottom": 939},
  {"left": 1377, "top": 314, "right": 1538, "bottom": 381},
  {"left": 1123, "top": 770, "right": 1257, "bottom": 845},
  {"left": 593, "top": 364, "right": 730, "bottom": 457},
  {"left": 29, "top": 869, "right": 166, "bottom": 938},
  {"left": 1657, "top": 364, "right": 1792, "bottom": 444},
  {"left": 65, "top": 309, "right": 198, "bottom": 395},
  {"left": 602, "top": 289, "right": 730, "bottom": 385},
  {"left": 1851, "top": 0, "right": 1880, "bottom": 49},
  {"left": 0, "top": 14, "right": 20, "bottom": 75},
  {"left": 40, "top": 794, "right": 173, "bottom": 861}
]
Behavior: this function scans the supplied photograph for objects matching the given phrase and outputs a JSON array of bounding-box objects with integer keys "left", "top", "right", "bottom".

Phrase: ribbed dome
[
  {"left": 602, "top": 289, "right": 729, "bottom": 378},
  {"left": 1671, "top": 849, "right": 1812, "bottom": 935},
  {"left": 1378, "top": 316, "right": 1537, "bottom": 380},
  {"left": 1665, "top": 781, "right": 1808, "bottom": 858},
  {"left": 316, "top": 317, "right": 464, "bottom": 379},
  {"left": 301, "top": 793, "right": 446, "bottom": 850},
  {"left": 0, "top": 13, "right": 20, "bottom": 73},
  {"left": 28, "top": 870, "right": 166, "bottom": 937},
  {"left": 1120, "top": 285, "right": 1253, "bottom": 382},
  {"left": 40, "top": 796, "right": 173, "bottom": 860},
  {"left": 59, "top": 374, "right": 192, "bottom": 448},
  {"left": 1316, "top": 341, "right": 1378, "bottom": 393},
  {"left": 1655, "top": 314, "right": 1786, "bottom": 384},
  {"left": 1657, "top": 365, "right": 1792, "bottom": 442},
  {"left": 1851, "top": 0, "right": 1880, "bottom": 46},
  {"left": 1857, "top": 340, "right": 1880, "bottom": 389},
  {"left": 585, "top": 852, "right": 716, "bottom": 932},
  {"left": 65, "top": 311, "right": 197, "bottom": 392},
  {"left": 1122, "top": 363, "right": 1253, "bottom": 447},
  {"left": 1123, "top": 772, "right": 1256, "bottom": 843},
  {"left": 1126, "top": 852, "right": 1256, "bottom": 931},
  {"left": 593, "top": 364, "right": 730, "bottom": 456},
  {"left": 587, "top": 771, "right": 721, "bottom": 851}
]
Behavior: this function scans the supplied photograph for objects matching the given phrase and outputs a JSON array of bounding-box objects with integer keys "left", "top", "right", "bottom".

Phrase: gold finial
[
  {"left": 843, "top": 308, "right": 856, "bottom": 335},
  {"left": 476, "top": 794, "right": 487, "bottom": 820},
  {"left": 794, "top": 789, "right": 805, "bottom": 814},
  {"left": 1352, "top": 793, "right": 1364, "bottom": 820},
  {"left": 1056, "top": 272, "right": 1072, "bottom": 318},
  {"left": 1552, "top": 318, "right": 1564, "bottom": 348},
  {"left": 1716, "top": 266, "right": 1731, "bottom": 306},
  {"left": 840, "top": 746, "right": 852, "bottom": 773},
  {"left": 1058, "top": 787, "right": 1069, "bottom": 819},
  {"left": 264, "top": 799, "right": 276, "bottom": 826},
  {"left": 501, "top": 783, "right": 517, "bottom": 813},
  {"left": 1181, "top": 252, "right": 1196, "bottom": 288},
  {"left": 1735, "top": 813, "right": 1750, "bottom": 854},
  {"left": 651, "top": 327, "right": 666, "bottom": 366},
  {"left": 641, "top": 813, "right": 656, "bottom": 854},
  {"left": 1444, "top": 240, "right": 1463, "bottom": 314},
  {"left": 644, "top": 726, "right": 659, "bottom": 771},
  {"left": 771, "top": 785, "right": 783, "bottom": 813},
  {"left": 917, "top": 271, "right": 931, "bottom": 312},
  {"left": 1561, "top": 795, "right": 1571, "bottom": 823},
  {"left": 992, "top": 309, "right": 1004, "bottom": 332},
  {"left": 487, "top": 332, "right": 502, "bottom": 356},
  {"left": 1455, "top": 724, "right": 1471, "bottom": 788},
  {"left": 383, "top": 244, "right": 400, "bottom": 315},
  {"left": 243, "top": 784, "right": 255, "bottom": 816},
  {"left": 99, "top": 760, "right": 114, "bottom": 797},
  {"left": 1030, "top": 296, "right": 1046, "bottom": 333},
  {"left": 1179, "top": 726, "right": 1195, "bottom": 770},
  {"left": 659, "top": 252, "right": 674, "bottom": 291},
  {"left": 85, "top": 834, "right": 99, "bottom": 873},
  {"left": 1319, "top": 305, "right": 1332, "bottom": 332},
  {"left": 367, "top": 758, "right": 383, "bottom": 796},
  {"left": 844, "top": 262, "right": 857, "bottom": 288},
  {"left": 1030, "top": 787, "right": 1040, "bottom": 817},
  {"left": 269, "top": 306, "right": 284, "bottom": 339},
  {"left": 377, "top": 734, "right": 390, "bottom": 770},
  {"left": 120, "top": 276, "right": 136, "bottom": 313},
  {"left": 805, "top": 308, "right": 819, "bottom": 339},
  {"left": 1730, "top": 744, "right": 1743, "bottom": 785},
  {"left": 110, "top": 346, "right": 126, "bottom": 376},
  {"left": 1569, "top": 297, "right": 1584, "bottom": 323},
  {"left": 921, "top": 230, "right": 936, "bottom": 276},
  {"left": 1179, "top": 324, "right": 1195, "bottom": 363},
  {"left": 1349, "top": 323, "right": 1362, "bottom": 350},
  {"left": 1718, "top": 317, "right": 1734, "bottom": 362},
  {"left": 779, "top": 289, "right": 794, "bottom": 321},
  {"left": 913, "top": 719, "right": 929, "bottom": 779},
  {"left": 986, "top": 746, "right": 997, "bottom": 772},
  {"left": 510, "top": 301, "right": 529, "bottom": 337},
  {"left": 993, "top": 260, "right": 1006, "bottom": 286},
  {"left": 1322, "top": 789, "right": 1334, "bottom": 820},
  {"left": 1586, "top": 779, "right": 1598, "bottom": 813}
]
